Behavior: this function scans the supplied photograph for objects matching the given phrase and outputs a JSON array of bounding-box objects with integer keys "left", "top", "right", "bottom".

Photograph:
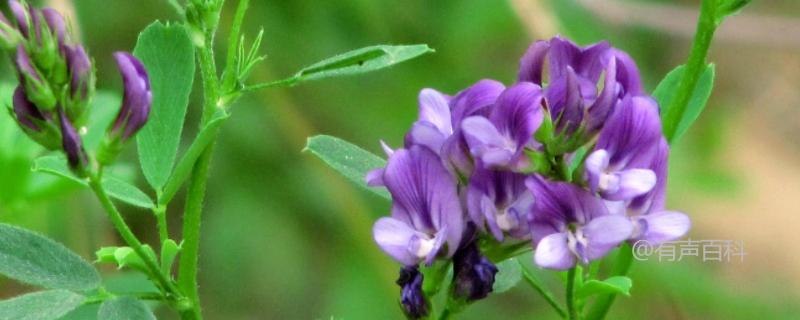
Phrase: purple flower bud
[
  {"left": 41, "top": 8, "right": 66, "bottom": 43},
  {"left": 518, "top": 36, "right": 644, "bottom": 141},
  {"left": 396, "top": 266, "right": 429, "bottom": 319},
  {"left": 66, "top": 45, "right": 92, "bottom": 101},
  {"left": 9, "top": 0, "right": 31, "bottom": 38},
  {"left": 451, "top": 241, "right": 498, "bottom": 302},
  {"left": 110, "top": 52, "right": 151, "bottom": 141},
  {"left": 15, "top": 45, "right": 41, "bottom": 81},
  {"left": 12, "top": 86, "right": 44, "bottom": 131},
  {"left": 58, "top": 109, "right": 88, "bottom": 169}
]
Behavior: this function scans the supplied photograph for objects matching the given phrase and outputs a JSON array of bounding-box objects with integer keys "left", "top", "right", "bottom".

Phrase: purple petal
[
  {"left": 408, "top": 121, "right": 447, "bottom": 153},
  {"left": 586, "top": 58, "right": 619, "bottom": 134},
  {"left": 518, "top": 40, "right": 550, "bottom": 84},
  {"left": 373, "top": 217, "right": 424, "bottom": 266},
  {"left": 59, "top": 110, "right": 87, "bottom": 169},
  {"left": 534, "top": 232, "right": 576, "bottom": 270},
  {"left": 441, "top": 131, "right": 474, "bottom": 177},
  {"left": 418, "top": 88, "right": 452, "bottom": 136},
  {"left": 548, "top": 37, "right": 582, "bottom": 81},
  {"left": 113, "top": 52, "right": 152, "bottom": 140},
  {"left": 450, "top": 79, "right": 505, "bottom": 124},
  {"left": 596, "top": 96, "right": 662, "bottom": 167},
  {"left": 611, "top": 49, "right": 643, "bottom": 96},
  {"left": 366, "top": 168, "right": 385, "bottom": 187},
  {"left": 630, "top": 139, "right": 669, "bottom": 214},
  {"left": 575, "top": 41, "right": 611, "bottom": 83},
  {"left": 489, "top": 82, "right": 544, "bottom": 148},
  {"left": 633, "top": 210, "right": 690, "bottom": 245},
  {"left": 584, "top": 149, "right": 610, "bottom": 193},
  {"left": 461, "top": 116, "right": 512, "bottom": 167},
  {"left": 382, "top": 146, "right": 463, "bottom": 256},
  {"left": 41, "top": 8, "right": 66, "bottom": 42},
  {"left": 527, "top": 175, "right": 608, "bottom": 226},
  {"left": 582, "top": 215, "right": 633, "bottom": 260}
]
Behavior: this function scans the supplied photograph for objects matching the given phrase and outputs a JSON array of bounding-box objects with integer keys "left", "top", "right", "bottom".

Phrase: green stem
[
  {"left": 437, "top": 308, "right": 451, "bottom": 320},
  {"left": 566, "top": 267, "right": 578, "bottom": 320},
  {"left": 519, "top": 262, "right": 567, "bottom": 318},
  {"left": 88, "top": 170, "right": 180, "bottom": 298},
  {"left": 662, "top": 0, "right": 718, "bottom": 141},
  {"left": 154, "top": 204, "right": 169, "bottom": 243},
  {"left": 585, "top": 243, "right": 633, "bottom": 320},
  {"left": 177, "top": 6, "right": 225, "bottom": 319}
]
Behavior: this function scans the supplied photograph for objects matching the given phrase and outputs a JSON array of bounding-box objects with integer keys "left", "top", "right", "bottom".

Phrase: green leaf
[
  {"left": 653, "top": 64, "right": 715, "bottom": 143},
  {"left": 160, "top": 239, "right": 181, "bottom": 273},
  {"left": 98, "top": 297, "right": 156, "bottom": 320},
  {"left": 294, "top": 44, "right": 433, "bottom": 83},
  {"left": 492, "top": 258, "right": 523, "bottom": 293},
  {"left": 0, "top": 290, "right": 85, "bottom": 320},
  {"left": 134, "top": 21, "right": 196, "bottom": 190},
  {"left": 576, "top": 276, "right": 632, "bottom": 299},
  {"left": 304, "top": 135, "right": 390, "bottom": 200},
  {"left": 32, "top": 155, "right": 155, "bottom": 209},
  {"left": 715, "top": 0, "right": 751, "bottom": 24},
  {"left": 0, "top": 223, "right": 100, "bottom": 291},
  {"left": 83, "top": 91, "right": 122, "bottom": 151},
  {"left": 160, "top": 109, "right": 229, "bottom": 204}
]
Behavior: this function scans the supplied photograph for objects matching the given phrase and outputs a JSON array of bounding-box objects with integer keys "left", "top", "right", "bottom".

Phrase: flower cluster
[
  {"left": 1, "top": 0, "right": 151, "bottom": 173},
  {"left": 367, "top": 36, "right": 690, "bottom": 318}
]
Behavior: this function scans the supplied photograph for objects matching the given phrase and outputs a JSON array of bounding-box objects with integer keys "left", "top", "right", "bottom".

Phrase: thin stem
[
  {"left": 177, "top": 9, "right": 224, "bottom": 319},
  {"left": 88, "top": 170, "right": 180, "bottom": 298},
  {"left": 662, "top": 0, "right": 718, "bottom": 141},
  {"left": 519, "top": 261, "right": 567, "bottom": 318},
  {"left": 566, "top": 267, "right": 578, "bottom": 320},
  {"left": 585, "top": 243, "right": 633, "bottom": 320},
  {"left": 154, "top": 204, "right": 169, "bottom": 243}
]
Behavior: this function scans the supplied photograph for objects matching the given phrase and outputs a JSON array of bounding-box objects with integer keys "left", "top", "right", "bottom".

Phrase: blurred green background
[{"left": 1, "top": 0, "right": 800, "bottom": 319}]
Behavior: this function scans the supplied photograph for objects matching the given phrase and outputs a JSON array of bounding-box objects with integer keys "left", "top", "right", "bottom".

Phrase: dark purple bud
[
  {"left": 396, "top": 266, "right": 429, "bottom": 319},
  {"left": 59, "top": 110, "right": 87, "bottom": 169},
  {"left": 12, "top": 86, "right": 44, "bottom": 131},
  {"left": 41, "top": 8, "right": 66, "bottom": 42},
  {"left": 451, "top": 241, "right": 498, "bottom": 302},
  {"left": 111, "top": 52, "right": 151, "bottom": 141}
]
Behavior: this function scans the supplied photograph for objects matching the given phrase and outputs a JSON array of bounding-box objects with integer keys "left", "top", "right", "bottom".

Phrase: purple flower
[
  {"left": 109, "top": 52, "right": 151, "bottom": 141},
  {"left": 372, "top": 146, "right": 464, "bottom": 266},
  {"left": 66, "top": 45, "right": 92, "bottom": 101},
  {"left": 451, "top": 240, "right": 498, "bottom": 302},
  {"left": 584, "top": 96, "right": 662, "bottom": 201},
  {"left": 518, "top": 36, "right": 643, "bottom": 142},
  {"left": 9, "top": 0, "right": 34, "bottom": 39},
  {"left": 618, "top": 140, "right": 691, "bottom": 245},
  {"left": 528, "top": 176, "right": 633, "bottom": 270},
  {"left": 467, "top": 166, "right": 533, "bottom": 241},
  {"left": 59, "top": 109, "right": 87, "bottom": 169},
  {"left": 41, "top": 8, "right": 66, "bottom": 42},
  {"left": 12, "top": 86, "right": 45, "bottom": 131},
  {"left": 461, "top": 82, "right": 544, "bottom": 170},
  {"left": 396, "top": 266, "right": 429, "bottom": 319},
  {"left": 405, "top": 79, "right": 505, "bottom": 178}
]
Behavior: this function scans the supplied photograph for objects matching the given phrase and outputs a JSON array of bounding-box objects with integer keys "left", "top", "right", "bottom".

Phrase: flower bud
[
  {"left": 0, "top": 13, "right": 21, "bottom": 49},
  {"left": 451, "top": 241, "right": 497, "bottom": 302},
  {"left": 98, "top": 52, "right": 151, "bottom": 165},
  {"left": 15, "top": 45, "right": 56, "bottom": 111},
  {"left": 58, "top": 109, "right": 88, "bottom": 173},
  {"left": 12, "top": 86, "right": 44, "bottom": 131},
  {"left": 41, "top": 8, "right": 66, "bottom": 43},
  {"left": 63, "top": 45, "right": 94, "bottom": 121},
  {"left": 396, "top": 266, "right": 429, "bottom": 319},
  {"left": 9, "top": 0, "right": 34, "bottom": 39},
  {"left": 110, "top": 52, "right": 151, "bottom": 140}
]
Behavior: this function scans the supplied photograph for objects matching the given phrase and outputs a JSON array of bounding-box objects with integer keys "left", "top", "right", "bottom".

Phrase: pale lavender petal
[
  {"left": 366, "top": 168, "right": 385, "bottom": 187},
  {"left": 535, "top": 232, "right": 576, "bottom": 270},
  {"left": 408, "top": 121, "right": 447, "bottom": 153},
  {"left": 602, "top": 168, "right": 656, "bottom": 201},
  {"left": 461, "top": 116, "right": 512, "bottom": 167},
  {"left": 584, "top": 149, "right": 610, "bottom": 193},
  {"left": 582, "top": 215, "right": 633, "bottom": 260},
  {"left": 418, "top": 88, "right": 452, "bottom": 135},
  {"left": 373, "top": 217, "right": 423, "bottom": 266},
  {"left": 634, "top": 210, "right": 690, "bottom": 245}
]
